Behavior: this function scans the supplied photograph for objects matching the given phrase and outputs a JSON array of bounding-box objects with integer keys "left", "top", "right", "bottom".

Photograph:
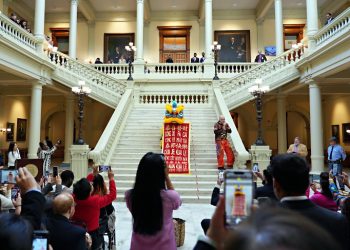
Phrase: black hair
[
  {"left": 0, "top": 213, "right": 33, "bottom": 250},
  {"left": 131, "top": 152, "right": 166, "bottom": 235},
  {"left": 60, "top": 170, "right": 74, "bottom": 188},
  {"left": 92, "top": 174, "right": 107, "bottom": 195},
  {"left": 263, "top": 165, "right": 273, "bottom": 185},
  {"left": 8, "top": 142, "right": 16, "bottom": 156},
  {"left": 320, "top": 172, "right": 332, "bottom": 199},
  {"left": 224, "top": 207, "right": 340, "bottom": 250},
  {"left": 88, "top": 159, "right": 94, "bottom": 164},
  {"left": 47, "top": 140, "right": 53, "bottom": 149},
  {"left": 73, "top": 178, "right": 91, "bottom": 200},
  {"left": 271, "top": 154, "right": 309, "bottom": 196},
  {"left": 39, "top": 142, "right": 45, "bottom": 149}
]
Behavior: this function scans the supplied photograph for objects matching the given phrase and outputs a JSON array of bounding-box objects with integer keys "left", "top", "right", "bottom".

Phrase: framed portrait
[
  {"left": 16, "top": 118, "right": 27, "bottom": 142},
  {"left": 214, "top": 30, "right": 251, "bottom": 62},
  {"left": 342, "top": 123, "right": 350, "bottom": 143},
  {"left": 104, "top": 33, "right": 135, "bottom": 64},
  {"left": 331, "top": 125, "right": 340, "bottom": 140},
  {"left": 6, "top": 122, "right": 14, "bottom": 141}
]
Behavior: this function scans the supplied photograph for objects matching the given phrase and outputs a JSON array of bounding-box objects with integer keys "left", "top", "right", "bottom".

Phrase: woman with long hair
[
  {"left": 310, "top": 172, "right": 338, "bottom": 211},
  {"left": 126, "top": 152, "right": 181, "bottom": 250},
  {"left": 7, "top": 142, "right": 21, "bottom": 169}
]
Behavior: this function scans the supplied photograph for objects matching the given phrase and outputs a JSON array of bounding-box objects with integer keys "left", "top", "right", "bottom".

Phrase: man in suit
[
  {"left": 271, "top": 153, "right": 349, "bottom": 250},
  {"left": 254, "top": 166, "right": 277, "bottom": 200},
  {"left": 287, "top": 136, "right": 308, "bottom": 157},
  {"left": 191, "top": 53, "right": 199, "bottom": 63},
  {"left": 325, "top": 12, "right": 334, "bottom": 25},
  {"left": 165, "top": 54, "right": 173, "bottom": 63},
  {"left": 254, "top": 51, "right": 267, "bottom": 63},
  {"left": 328, "top": 136, "right": 347, "bottom": 190},
  {"left": 200, "top": 52, "right": 205, "bottom": 63},
  {"left": 46, "top": 193, "right": 89, "bottom": 250}
]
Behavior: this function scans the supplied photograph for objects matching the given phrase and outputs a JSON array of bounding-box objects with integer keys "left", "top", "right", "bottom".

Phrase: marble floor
[{"left": 113, "top": 202, "right": 216, "bottom": 250}]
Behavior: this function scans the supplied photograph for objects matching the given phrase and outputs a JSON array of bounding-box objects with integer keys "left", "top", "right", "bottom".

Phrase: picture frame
[
  {"left": 342, "top": 123, "right": 350, "bottom": 143},
  {"left": 331, "top": 125, "right": 340, "bottom": 140},
  {"left": 103, "top": 33, "right": 135, "bottom": 64},
  {"left": 214, "top": 30, "right": 251, "bottom": 62},
  {"left": 16, "top": 118, "right": 27, "bottom": 142},
  {"left": 6, "top": 122, "right": 14, "bottom": 142}
]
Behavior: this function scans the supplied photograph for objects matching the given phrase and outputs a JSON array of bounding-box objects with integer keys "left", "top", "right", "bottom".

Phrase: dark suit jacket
[
  {"left": 281, "top": 199, "right": 349, "bottom": 250},
  {"left": 254, "top": 54, "right": 267, "bottom": 63},
  {"left": 191, "top": 57, "right": 199, "bottom": 63},
  {"left": 193, "top": 240, "right": 215, "bottom": 250},
  {"left": 46, "top": 214, "right": 87, "bottom": 250},
  {"left": 21, "top": 190, "right": 46, "bottom": 230}
]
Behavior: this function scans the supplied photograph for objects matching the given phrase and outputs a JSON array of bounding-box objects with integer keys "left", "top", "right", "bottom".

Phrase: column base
[
  {"left": 203, "top": 60, "right": 215, "bottom": 79},
  {"left": 249, "top": 145, "right": 272, "bottom": 172},
  {"left": 133, "top": 60, "right": 145, "bottom": 79},
  {"left": 70, "top": 144, "right": 90, "bottom": 182},
  {"left": 27, "top": 153, "right": 39, "bottom": 159},
  {"left": 310, "top": 155, "right": 325, "bottom": 173}
]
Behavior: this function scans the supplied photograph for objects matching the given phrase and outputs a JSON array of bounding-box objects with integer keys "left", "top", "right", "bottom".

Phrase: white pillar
[
  {"left": 69, "top": 0, "right": 78, "bottom": 59},
  {"left": 70, "top": 144, "right": 90, "bottom": 181},
  {"left": 274, "top": 0, "right": 284, "bottom": 55},
  {"left": 34, "top": 0, "right": 45, "bottom": 39},
  {"left": 306, "top": 0, "right": 319, "bottom": 50},
  {"left": 309, "top": 80, "right": 324, "bottom": 172},
  {"left": 204, "top": 0, "right": 213, "bottom": 59},
  {"left": 136, "top": 0, "right": 144, "bottom": 61},
  {"left": 277, "top": 95, "right": 287, "bottom": 153},
  {"left": 64, "top": 96, "right": 74, "bottom": 163},
  {"left": 28, "top": 83, "right": 43, "bottom": 159}
]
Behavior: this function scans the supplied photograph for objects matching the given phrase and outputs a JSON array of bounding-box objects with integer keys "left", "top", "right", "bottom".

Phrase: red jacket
[{"left": 72, "top": 179, "right": 116, "bottom": 232}]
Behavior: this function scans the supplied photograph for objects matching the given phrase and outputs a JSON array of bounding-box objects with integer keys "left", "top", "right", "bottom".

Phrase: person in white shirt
[
  {"left": 7, "top": 142, "right": 21, "bottom": 169},
  {"left": 38, "top": 139, "right": 61, "bottom": 174}
]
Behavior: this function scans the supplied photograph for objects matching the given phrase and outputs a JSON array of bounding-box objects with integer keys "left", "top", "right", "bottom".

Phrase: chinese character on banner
[{"left": 162, "top": 123, "right": 191, "bottom": 174}]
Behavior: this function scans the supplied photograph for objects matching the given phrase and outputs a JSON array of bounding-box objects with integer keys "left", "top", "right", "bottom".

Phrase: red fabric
[
  {"left": 72, "top": 179, "right": 116, "bottom": 232},
  {"left": 86, "top": 173, "right": 94, "bottom": 182},
  {"left": 216, "top": 139, "right": 234, "bottom": 168}
]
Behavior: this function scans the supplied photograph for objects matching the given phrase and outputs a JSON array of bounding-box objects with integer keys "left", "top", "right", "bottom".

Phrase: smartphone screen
[
  {"left": 11, "top": 188, "right": 19, "bottom": 200},
  {"left": 98, "top": 165, "right": 111, "bottom": 172},
  {"left": 53, "top": 166, "right": 58, "bottom": 177},
  {"left": 252, "top": 163, "right": 259, "bottom": 173},
  {"left": 224, "top": 170, "right": 253, "bottom": 228},
  {"left": 32, "top": 230, "right": 49, "bottom": 250},
  {"left": 0, "top": 170, "right": 18, "bottom": 184}
]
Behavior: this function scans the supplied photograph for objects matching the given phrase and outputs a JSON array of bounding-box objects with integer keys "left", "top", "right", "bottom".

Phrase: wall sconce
[{"left": 0, "top": 128, "right": 11, "bottom": 134}]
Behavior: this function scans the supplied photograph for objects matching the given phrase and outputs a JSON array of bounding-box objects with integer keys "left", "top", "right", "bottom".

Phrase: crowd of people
[{"left": 9, "top": 13, "right": 32, "bottom": 33}]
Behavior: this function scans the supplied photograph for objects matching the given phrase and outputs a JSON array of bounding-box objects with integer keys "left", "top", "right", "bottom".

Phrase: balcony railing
[
  {"left": 315, "top": 7, "right": 350, "bottom": 47},
  {"left": 139, "top": 93, "right": 209, "bottom": 104},
  {"left": 92, "top": 63, "right": 131, "bottom": 75},
  {"left": 0, "top": 11, "right": 38, "bottom": 51},
  {"left": 217, "top": 63, "right": 258, "bottom": 74}
]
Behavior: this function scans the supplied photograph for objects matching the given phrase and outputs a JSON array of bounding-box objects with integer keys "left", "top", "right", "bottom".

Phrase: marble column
[
  {"left": 277, "top": 95, "right": 287, "bottom": 153},
  {"left": 204, "top": 0, "right": 213, "bottom": 59},
  {"left": 34, "top": 0, "right": 45, "bottom": 39},
  {"left": 64, "top": 96, "right": 74, "bottom": 163},
  {"left": 136, "top": 0, "right": 144, "bottom": 61},
  {"left": 308, "top": 80, "right": 324, "bottom": 172},
  {"left": 306, "top": 0, "right": 319, "bottom": 50},
  {"left": 274, "top": 0, "right": 284, "bottom": 55},
  {"left": 28, "top": 82, "right": 43, "bottom": 159},
  {"left": 69, "top": 0, "right": 78, "bottom": 59}
]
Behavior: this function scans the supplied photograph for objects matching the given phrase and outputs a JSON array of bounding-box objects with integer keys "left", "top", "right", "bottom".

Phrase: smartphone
[
  {"left": 252, "top": 163, "right": 259, "bottom": 173},
  {"left": 99, "top": 165, "right": 111, "bottom": 172},
  {"left": 32, "top": 230, "right": 49, "bottom": 250},
  {"left": 218, "top": 171, "right": 224, "bottom": 183},
  {"left": 0, "top": 170, "right": 18, "bottom": 184},
  {"left": 224, "top": 170, "right": 253, "bottom": 228},
  {"left": 53, "top": 166, "right": 58, "bottom": 177},
  {"left": 11, "top": 187, "right": 19, "bottom": 200}
]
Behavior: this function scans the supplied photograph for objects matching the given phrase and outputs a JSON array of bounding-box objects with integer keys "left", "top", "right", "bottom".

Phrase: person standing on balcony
[
  {"left": 254, "top": 51, "right": 267, "bottom": 63},
  {"left": 165, "top": 55, "right": 173, "bottom": 63},
  {"left": 328, "top": 136, "right": 346, "bottom": 190},
  {"left": 200, "top": 52, "right": 205, "bottom": 63},
  {"left": 325, "top": 12, "right": 334, "bottom": 26},
  {"left": 214, "top": 115, "right": 235, "bottom": 170},
  {"left": 287, "top": 137, "right": 308, "bottom": 158},
  {"left": 191, "top": 53, "right": 199, "bottom": 63}
]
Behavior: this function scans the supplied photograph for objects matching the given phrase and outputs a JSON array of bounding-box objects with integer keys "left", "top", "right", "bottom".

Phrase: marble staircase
[{"left": 111, "top": 106, "right": 221, "bottom": 203}]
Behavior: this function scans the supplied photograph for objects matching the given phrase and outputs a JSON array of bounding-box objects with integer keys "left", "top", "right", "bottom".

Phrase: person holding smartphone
[
  {"left": 214, "top": 115, "right": 235, "bottom": 170},
  {"left": 7, "top": 142, "right": 21, "bottom": 169},
  {"left": 38, "top": 139, "right": 61, "bottom": 174}
]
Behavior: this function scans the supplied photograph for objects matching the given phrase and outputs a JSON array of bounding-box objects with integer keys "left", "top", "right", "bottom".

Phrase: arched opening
[{"left": 287, "top": 111, "right": 310, "bottom": 149}]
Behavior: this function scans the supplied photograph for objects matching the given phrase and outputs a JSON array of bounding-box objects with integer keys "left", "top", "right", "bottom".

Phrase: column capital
[
  {"left": 305, "top": 76, "right": 318, "bottom": 85},
  {"left": 71, "top": 0, "right": 79, "bottom": 5},
  {"left": 137, "top": 0, "right": 144, "bottom": 3}
]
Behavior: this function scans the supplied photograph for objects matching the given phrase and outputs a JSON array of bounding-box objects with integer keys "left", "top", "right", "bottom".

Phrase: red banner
[{"left": 162, "top": 123, "right": 191, "bottom": 174}]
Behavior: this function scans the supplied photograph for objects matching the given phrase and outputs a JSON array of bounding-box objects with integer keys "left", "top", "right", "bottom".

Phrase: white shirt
[
  {"left": 7, "top": 149, "right": 21, "bottom": 167},
  {"left": 280, "top": 196, "right": 308, "bottom": 202}
]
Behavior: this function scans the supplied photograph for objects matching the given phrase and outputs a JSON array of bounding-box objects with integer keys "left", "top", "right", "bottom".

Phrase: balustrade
[{"left": 139, "top": 94, "right": 209, "bottom": 104}]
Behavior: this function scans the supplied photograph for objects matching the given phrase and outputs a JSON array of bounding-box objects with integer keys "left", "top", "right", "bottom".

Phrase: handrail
[
  {"left": 213, "top": 87, "right": 250, "bottom": 167},
  {"left": 50, "top": 51, "right": 127, "bottom": 98},
  {"left": 315, "top": 7, "right": 350, "bottom": 47},
  {"left": 0, "top": 11, "right": 38, "bottom": 51},
  {"left": 88, "top": 88, "right": 133, "bottom": 164},
  {"left": 220, "top": 45, "right": 305, "bottom": 96}
]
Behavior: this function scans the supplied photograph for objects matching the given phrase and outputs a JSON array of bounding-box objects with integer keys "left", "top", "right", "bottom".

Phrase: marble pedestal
[
  {"left": 70, "top": 144, "right": 90, "bottom": 181},
  {"left": 249, "top": 145, "right": 272, "bottom": 171}
]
